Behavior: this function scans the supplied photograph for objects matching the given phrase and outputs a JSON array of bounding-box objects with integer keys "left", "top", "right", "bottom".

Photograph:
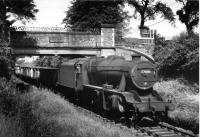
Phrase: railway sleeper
[{"left": 141, "top": 127, "right": 184, "bottom": 137}]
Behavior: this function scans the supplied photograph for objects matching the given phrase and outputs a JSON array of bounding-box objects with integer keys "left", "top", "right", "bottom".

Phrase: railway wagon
[{"left": 15, "top": 65, "right": 58, "bottom": 88}]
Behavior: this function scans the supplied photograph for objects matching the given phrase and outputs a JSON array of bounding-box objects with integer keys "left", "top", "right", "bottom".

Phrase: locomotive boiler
[{"left": 87, "top": 55, "right": 157, "bottom": 91}]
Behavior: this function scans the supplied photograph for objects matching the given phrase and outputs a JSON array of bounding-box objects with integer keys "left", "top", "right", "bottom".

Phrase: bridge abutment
[{"left": 100, "top": 24, "right": 115, "bottom": 47}]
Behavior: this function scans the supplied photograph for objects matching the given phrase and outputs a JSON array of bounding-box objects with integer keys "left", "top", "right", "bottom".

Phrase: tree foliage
[
  {"left": 0, "top": 47, "right": 13, "bottom": 79},
  {"left": 63, "top": 0, "right": 127, "bottom": 32},
  {"left": 128, "top": 0, "right": 175, "bottom": 29},
  {"left": 0, "top": 0, "right": 38, "bottom": 79},
  {"left": 176, "top": 0, "right": 199, "bottom": 35},
  {"left": 0, "top": 0, "right": 38, "bottom": 44},
  {"left": 34, "top": 56, "right": 70, "bottom": 68},
  {"left": 153, "top": 33, "right": 199, "bottom": 83}
]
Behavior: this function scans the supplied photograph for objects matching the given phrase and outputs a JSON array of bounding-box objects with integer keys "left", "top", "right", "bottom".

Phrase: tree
[
  {"left": 128, "top": 0, "right": 175, "bottom": 29},
  {"left": 0, "top": 0, "right": 38, "bottom": 79},
  {"left": 34, "top": 56, "right": 64, "bottom": 68},
  {"left": 63, "top": 0, "right": 127, "bottom": 32},
  {"left": 115, "top": 20, "right": 131, "bottom": 45},
  {"left": 176, "top": 0, "right": 199, "bottom": 35},
  {"left": 154, "top": 32, "right": 199, "bottom": 83},
  {"left": 0, "top": 0, "right": 38, "bottom": 45},
  {"left": 153, "top": 33, "right": 167, "bottom": 63}
]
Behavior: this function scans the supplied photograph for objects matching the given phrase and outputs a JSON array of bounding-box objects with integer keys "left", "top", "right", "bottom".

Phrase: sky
[{"left": 13, "top": 0, "right": 192, "bottom": 40}]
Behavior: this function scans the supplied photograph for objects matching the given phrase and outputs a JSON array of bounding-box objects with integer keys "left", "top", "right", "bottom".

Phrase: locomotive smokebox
[{"left": 87, "top": 55, "right": 157, "bottom": 92}]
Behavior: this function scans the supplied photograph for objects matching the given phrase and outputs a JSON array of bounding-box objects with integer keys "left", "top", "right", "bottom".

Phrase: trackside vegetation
[
  {"left": 0, "top": 78, "right": 138, "bottom": 137},
  {"left": 153, "top": 32, "right": 199, "bottom": 134},
  {"left": 153, "top": 32, "right": 199, "bottom": 83},
  {"left": 154, "top": 80, "right": 199, "bottom": 133}
]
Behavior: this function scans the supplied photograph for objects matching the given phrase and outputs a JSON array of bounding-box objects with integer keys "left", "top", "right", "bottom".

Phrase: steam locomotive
[{"left": 15, "top": 54, "right": 173, "bottom": 124}]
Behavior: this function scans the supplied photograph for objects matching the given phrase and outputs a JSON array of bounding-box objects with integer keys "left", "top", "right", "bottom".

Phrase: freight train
[{"left": 15, "top": 54, "right": 174, "bottom": 125}]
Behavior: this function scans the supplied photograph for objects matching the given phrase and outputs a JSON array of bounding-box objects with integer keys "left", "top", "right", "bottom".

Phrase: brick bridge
[
  {"left": 11, "top": 24, "right": 118, "bottom": 57},
  {"left": 10, "top": 24, "right": 154, "bottom": 60}
]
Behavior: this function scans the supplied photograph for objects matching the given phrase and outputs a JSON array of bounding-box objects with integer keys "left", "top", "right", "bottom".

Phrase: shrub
[
  {"left": 34, "top": 56, "right": 71, "bottom": 68},
  {"left": 153, "top": 33, "right": 199, "bottom": 83},
  {"left": 0, "top": 47, "right": 13, "bottom": 79}
]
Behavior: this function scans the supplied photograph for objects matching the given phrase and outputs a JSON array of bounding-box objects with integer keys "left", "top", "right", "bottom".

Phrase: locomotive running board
[{"left": 83, "top": 84, "right": 124, "bottom": 97}]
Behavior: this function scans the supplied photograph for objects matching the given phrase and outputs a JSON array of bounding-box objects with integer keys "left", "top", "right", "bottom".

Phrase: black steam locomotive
[{"left": 15, "top": 54, "right": 173, "bottom": 123}]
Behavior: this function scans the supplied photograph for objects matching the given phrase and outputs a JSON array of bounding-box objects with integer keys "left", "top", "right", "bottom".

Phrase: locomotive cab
[{"left": 57, "top": 58, "right": 89, "bottom": 91}]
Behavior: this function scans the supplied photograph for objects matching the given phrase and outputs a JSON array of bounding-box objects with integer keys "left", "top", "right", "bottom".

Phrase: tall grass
[
  {"left": 154, "top": 80, "right": 199, "bottom": 133},
  {"left": 0, "top": 78, "right": 137, "bottom": 137},
  {"left": 18, "top": 88, "right": 136, "bottom": 137},
  {"left": 0, "top": 114, "right": 24, "bottom": 137},
  {"left": 0, "top": 77, "right": 24, "bottom": 137}
]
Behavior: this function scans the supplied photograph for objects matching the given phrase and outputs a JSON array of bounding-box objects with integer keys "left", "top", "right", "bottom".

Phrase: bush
[
  {"left": 0, "top": 47, "right": 13, "bottom": 79},
  {"left": 0, "top": 77, "right": 20, "bottom": 116},
  {"left": 153, "top": 33, "right": 199, "bottom": 83},
  {"left": 34, "top": 56, "right": 71, "bottom": 68}
]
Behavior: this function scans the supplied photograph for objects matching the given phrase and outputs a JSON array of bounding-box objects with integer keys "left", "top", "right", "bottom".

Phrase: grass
[
  {"left": 0, "top": 77, "right": 24, "bottom": 137},
  {"left": 0, "top": 114, "right": 24, "bottom": 137},
  {"left": 0, "top": 78, "right": 138, "bottom": 137},
  {"left": 154, "top": 79, "right": 199, "bottom": 133},
  {"left": 18, "top": 88, "right": 137, "bottom": 137}
]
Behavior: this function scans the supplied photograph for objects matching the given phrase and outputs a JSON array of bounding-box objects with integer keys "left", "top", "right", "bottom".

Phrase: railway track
[{"left": 137, "top": 123, "right": 196, "bottom": 137}]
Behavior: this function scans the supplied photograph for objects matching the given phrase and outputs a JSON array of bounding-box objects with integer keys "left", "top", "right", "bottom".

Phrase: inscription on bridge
[{"left": 49, "top": 37, "right": 64, "bottom": 43}]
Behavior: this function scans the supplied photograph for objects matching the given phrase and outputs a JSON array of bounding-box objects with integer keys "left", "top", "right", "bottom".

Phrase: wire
[
  {"left": 147, "top": 19, "right": 166, "bottom": 27},
  {"left": 127, "top": 1, "right": 177, "bottom": 34},
  {"left": 146, "top": 1, "right": 177, "bottom": 27}
]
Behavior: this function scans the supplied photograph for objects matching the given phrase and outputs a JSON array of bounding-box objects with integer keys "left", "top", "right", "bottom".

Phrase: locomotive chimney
[{"left": 101, "top": 24, "right": 115, "bottom": 47}]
